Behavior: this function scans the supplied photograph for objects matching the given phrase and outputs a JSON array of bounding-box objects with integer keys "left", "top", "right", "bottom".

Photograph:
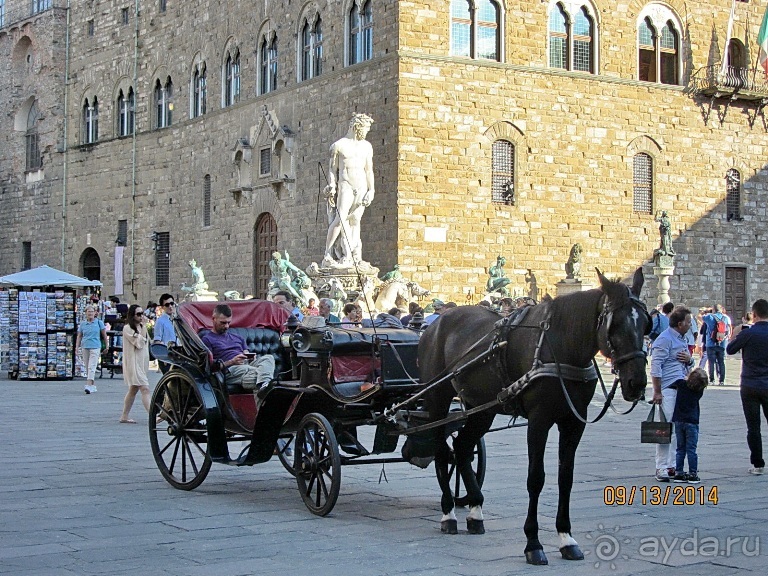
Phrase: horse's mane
[{"left": 542, "top": 287, "right": 605, "bottom": 338}]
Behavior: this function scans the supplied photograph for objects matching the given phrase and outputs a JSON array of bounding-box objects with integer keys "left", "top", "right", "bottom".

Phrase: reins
[{"left": 384, "top": 290, "right": 645, "bottom": 433}]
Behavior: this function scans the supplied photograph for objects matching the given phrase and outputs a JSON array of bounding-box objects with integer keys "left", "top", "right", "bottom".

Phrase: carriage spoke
[{"left": 149, "top": 375, "right": 211, "bottom": 491}]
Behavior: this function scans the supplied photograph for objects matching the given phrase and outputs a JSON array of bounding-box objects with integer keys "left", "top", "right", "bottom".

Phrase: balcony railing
[{"left": 689, "top": 64, "right": 768, "bottom": 101}]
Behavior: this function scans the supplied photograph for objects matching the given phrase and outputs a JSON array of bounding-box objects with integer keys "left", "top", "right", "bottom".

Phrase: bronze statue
[
  {"left": 486, "top": 255, "right": 511, "bottom": 296},
  {"left": 565, "top": 243, "right": 583, "bottom": 281},
  {"left": 654, "top": 210, "right": 675, "bottom": 256}
]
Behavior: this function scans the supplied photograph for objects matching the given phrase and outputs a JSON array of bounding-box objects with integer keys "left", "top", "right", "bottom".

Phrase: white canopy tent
[{"left": 0, "top": 265, "right": 102, "bottom": 288}]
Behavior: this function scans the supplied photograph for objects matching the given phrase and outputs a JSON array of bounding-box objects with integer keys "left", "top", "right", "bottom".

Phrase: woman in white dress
[{"left": 120, "top": 304, "right": 151, "bottom": 423}]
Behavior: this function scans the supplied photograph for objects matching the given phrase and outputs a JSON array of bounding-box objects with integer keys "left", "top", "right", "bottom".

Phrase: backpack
[
  {"left": 648, "top": 314, "right": 661, "bottom": 341},
  {"left": 710, "top": 315, "right": 728, "bottom": 343}
]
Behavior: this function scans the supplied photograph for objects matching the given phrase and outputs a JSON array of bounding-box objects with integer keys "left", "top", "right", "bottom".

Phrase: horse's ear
[
  {"left": 630, "top": 267, "right": 644, "bottom": 297},
  {"left": 595, "top": 267, "right": 609, "bottom": 291}
]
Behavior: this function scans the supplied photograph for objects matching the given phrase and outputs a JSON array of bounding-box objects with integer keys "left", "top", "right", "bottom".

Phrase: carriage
[{"left": 148, "top": 299, "right": 488, "bottom": 516}]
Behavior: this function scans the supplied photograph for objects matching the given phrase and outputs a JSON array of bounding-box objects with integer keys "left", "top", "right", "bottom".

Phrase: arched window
[
  {"left": 451, "top": 0, "right": 501, "bottom": 61},
  {"left": 117, "top": 87, "right": 135, "bottom": 137},
  {"left": 492, "top": 140, "right": 515, "bottom": 205},
  {"left": 203, "top": 174, "right": 212, "bottom": 227},
  {"left": 223, "top": 50, "right": 240, "bottom": 107},
  {"left": 726, "top": 169, "right": 742, "bottom": 221},
  {"left": 83, "top": 97, "right": 99, "bottom": 144},
  {"left": 260, "top": 36, "right": 278, "bottom": 94},
  {"left": 301, "top": 16, "right": 323, "bottom": 81},
  {"left": 638, "top": 11, "right": 680, "bottom": 85},
  {"left": 548, "top": 3, "right": 594, "bottom": 73},
  {"left": 25, "top": 100, "right": 41, "bottom": 171},
  {"left": 254, "top": 213, "right": 278, "bottom": 298},
  {"left": 154, "top": 77, "right": 173, "bottom": 129},
  {"left": 549, "top": 4, "right": 568, "bottom": 69},
  {"left": 192, "top": 63, "right": 207, "bottom": 117},
  {"left": 348, "top": 0, "right": 373, "bottom": 65},
  {"left": 632, "top": 153, "right": 653, "bottom": 214}
]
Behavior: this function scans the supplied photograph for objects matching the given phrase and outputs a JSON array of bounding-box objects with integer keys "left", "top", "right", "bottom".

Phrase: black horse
[{"left": 405, "top": 268, "right": 649, "bottom": 565}]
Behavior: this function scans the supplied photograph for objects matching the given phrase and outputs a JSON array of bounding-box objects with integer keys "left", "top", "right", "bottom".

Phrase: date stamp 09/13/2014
[{"left": 603, "top": 485, "right": 719, "bottom": 506}]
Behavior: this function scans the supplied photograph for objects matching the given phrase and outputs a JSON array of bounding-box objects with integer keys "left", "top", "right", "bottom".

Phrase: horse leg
[
  {"left": 556, "top": 418, "right": 587, "bottom": 561},
  {"left": 434, "top": 435, "right": 458, "bottom": 534},
  {"left": 524, "top": 419, "right": 551, "bottom": 565},
  {"left": 453, "top": 411, "right": 495, "bottom": 534}
]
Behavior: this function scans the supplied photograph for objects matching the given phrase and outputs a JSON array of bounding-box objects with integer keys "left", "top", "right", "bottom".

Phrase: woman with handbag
[
  {"left": 649, "top": 306, "right": 694, "bottom": 482},
  {"left": 75, "top": 305, "right": 107, "bottom": 394},
  {"left": 119, "top": 304, "right": 151, "bottom": 424}
]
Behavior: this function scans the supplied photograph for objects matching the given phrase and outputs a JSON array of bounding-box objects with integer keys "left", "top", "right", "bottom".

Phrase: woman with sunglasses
[{"left": 119, "top": 304, "right": 151, "bottom": 423}]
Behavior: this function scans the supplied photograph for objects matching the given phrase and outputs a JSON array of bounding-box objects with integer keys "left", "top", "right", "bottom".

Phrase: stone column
[{"left": 653, "top": 253, "right": 675, "bottom": 305}]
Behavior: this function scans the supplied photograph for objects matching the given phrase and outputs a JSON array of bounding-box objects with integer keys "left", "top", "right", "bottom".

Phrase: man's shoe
[
  {"left": 655, "top": 468, "right": 670, "bottom": 482},
  {"left": 673, "top": 472, "right": 688, "bottom": 483},
  {"left": 90, "top": 386, "right": 97, "bottom": 393},
  {"left": 84, "top": 386, "right": 91, "bottom": 394},
  {"left": 687, "top": 473, "right": 701, "bottom": 484},
  {"left": 667, "top": 467, "right": 676, "bottom": 478},
  {"left": 255, "top": 379, "right": 278, "bottom": 401},
  {"left": 748, "top": 467, "right": 764, "bottom": 475}
]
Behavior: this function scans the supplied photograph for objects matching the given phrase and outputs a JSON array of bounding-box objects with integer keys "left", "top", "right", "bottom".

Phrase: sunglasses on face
[
  {"left": 135, "top": 311, "right": 144, "bottom": 316},
  {"left": 163, "top": 302, "right": 175, "bottom": 307}
]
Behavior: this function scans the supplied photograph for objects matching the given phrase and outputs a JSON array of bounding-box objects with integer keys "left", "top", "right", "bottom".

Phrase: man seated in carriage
[{"left": 201, "top": 304, "right": 276, "bottom": 400}]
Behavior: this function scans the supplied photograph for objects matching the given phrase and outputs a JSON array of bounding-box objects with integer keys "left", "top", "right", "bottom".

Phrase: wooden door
[
  {"left": 724, "top": 266, "right": 746, "bottom": 323},
  {"left": 253, "top": 213, "right": 277, "bottom": 299}
]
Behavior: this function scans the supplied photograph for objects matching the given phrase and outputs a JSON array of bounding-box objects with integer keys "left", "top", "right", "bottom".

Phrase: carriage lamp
[{"left": 285, "top": 314, "right": 300, "bottom": 331}]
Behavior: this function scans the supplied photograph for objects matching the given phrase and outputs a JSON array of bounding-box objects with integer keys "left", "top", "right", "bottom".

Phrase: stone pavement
[{"left": 0, "top": 354, "right": 764, "bottom": 576}]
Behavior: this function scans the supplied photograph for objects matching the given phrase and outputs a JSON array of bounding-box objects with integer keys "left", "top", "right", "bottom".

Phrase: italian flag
[{"left": 759, "top": 4, "right": 768, "bottom": 75}]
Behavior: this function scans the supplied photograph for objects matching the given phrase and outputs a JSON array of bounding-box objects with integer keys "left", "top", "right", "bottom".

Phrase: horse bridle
[{"left": 597, "top": 287, "right": 651, "bottom": 373}]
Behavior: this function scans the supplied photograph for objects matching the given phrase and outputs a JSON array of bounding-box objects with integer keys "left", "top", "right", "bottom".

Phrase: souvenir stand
[{"left": 0, "top": 266, "right": 102, "bottom": 380}]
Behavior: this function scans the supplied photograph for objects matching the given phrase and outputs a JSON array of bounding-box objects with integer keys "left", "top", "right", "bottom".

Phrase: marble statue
[
  {"left": 654, "top": 210, "right": 676, "bottom": 257},
  {"left": 268, "top": 251, "right": 307, "bottom": 306},
  {"left": 373, "top": 279, "right": 430, "bottom": 312},
  {"left": 322, "top": 113, "right": 375, "bottom": 268},
  {"left": 485, "top": 255, "right": 511, "bottom": 296},
  {"left": 564, "top": 243, "right": 583, "bottom": 281}
]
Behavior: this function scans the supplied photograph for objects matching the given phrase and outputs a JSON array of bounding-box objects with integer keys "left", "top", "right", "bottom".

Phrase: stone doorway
[
  {"left": 253, "top": 213, "right": 277, "bottom": 299},
  {"left": 724, "top": 266, "right": 746, "bottom": 323},
  {"left": 80, "top": 247, "right": 101, "bottom": 281}
]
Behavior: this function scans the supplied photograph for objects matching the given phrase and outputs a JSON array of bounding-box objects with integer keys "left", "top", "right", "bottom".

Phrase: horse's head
[{"left": 596, "top": 267, "right": 650, "bottom": 402}]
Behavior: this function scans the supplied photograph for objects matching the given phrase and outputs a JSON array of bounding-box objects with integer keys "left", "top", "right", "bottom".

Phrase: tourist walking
[
  {"left": 120, "top": 304, "right": 151, "bottom": 423},
  {"left": 726, "top": 299, "right": 768, "bottom": 475},
  {"left": 699, "top": 305, "right": 732, "bottom": 385},
  {"left": 75, "top": 305, "right": 107, "bottom": 394}
]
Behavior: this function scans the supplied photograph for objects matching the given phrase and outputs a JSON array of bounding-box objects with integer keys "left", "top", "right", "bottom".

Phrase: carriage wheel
[
  {"left": 276, "top": 433, "right": 297, "bottom": 477},
  {"left": 449, "top": 436, "right": 486, "bottom": 507},
  {"left": 295, "top": 413, "right": 341, "bottom": 516},
  {"left": 149, "top": 372, "right": 211, "bottom": 490}
]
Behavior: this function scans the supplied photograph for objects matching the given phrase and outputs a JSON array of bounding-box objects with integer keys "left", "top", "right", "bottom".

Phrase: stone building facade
[{"left": 1, "top": 0, "right": 766, "bottom": 320}]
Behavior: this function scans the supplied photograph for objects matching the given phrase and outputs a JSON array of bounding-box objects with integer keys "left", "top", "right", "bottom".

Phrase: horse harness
[{"left": 384, "top": 292, "right": 646, "bottom": 434}]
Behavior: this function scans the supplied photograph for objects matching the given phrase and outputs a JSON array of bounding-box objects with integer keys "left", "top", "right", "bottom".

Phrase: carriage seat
[{"left": 198, "top": 327, "right": 284, "bottom": 394}]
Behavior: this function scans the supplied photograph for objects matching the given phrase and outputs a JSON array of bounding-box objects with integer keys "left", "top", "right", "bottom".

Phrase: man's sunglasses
[{"left": 163, "top": 302, "right": 176, "bottom": 307}]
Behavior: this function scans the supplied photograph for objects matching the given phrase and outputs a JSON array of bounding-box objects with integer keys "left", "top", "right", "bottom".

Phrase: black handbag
[{"left": 641, "top": 404, "right": 672, "bottom": 444}]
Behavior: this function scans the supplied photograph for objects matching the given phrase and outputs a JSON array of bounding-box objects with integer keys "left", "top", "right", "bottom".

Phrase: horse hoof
[
  {"left": 560, "top": 545, "right": 584, "bottom": 561},
  {"left": 525, "top": 549, "right": 548, "bottom": 565},
  {"left": 440, "top": 519, "right": 458, "bottom": 534},
  {"left": 466, "top": 518, "right": 485, "bottom": 534}
]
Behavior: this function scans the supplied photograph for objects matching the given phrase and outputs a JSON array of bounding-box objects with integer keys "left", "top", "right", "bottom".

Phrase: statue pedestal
[
  {"left": 555, "top": 279, "right": 591, "bottom": 297},
  {"left": 186, "top": 290, "right": 219, "bottom": 302},
  {"left": 653, "top": 253, "right": 675, "bottom": 305}
]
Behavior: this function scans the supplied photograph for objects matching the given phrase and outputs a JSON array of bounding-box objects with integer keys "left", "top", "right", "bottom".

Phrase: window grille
[
  {"left": 492, "top": 140, "right": 515, "bottom": 205},
  {"left": 726, "top": 169, "right": 741, "bottom": 221},
  {"left": 203, "top": 175, "right": 211, "bottom": 227},
  {"left": 259, "top": 148, "right": 271, "bottom": 176},
  {"left": 117, "top": 220, "right": 128, "bottom": 246},
  {"left": 633, "top": 153, "right": 653, "bottom": 214},
  {"left": 25, "top": 101, "right": 41, "bottom": 171},
  {"left": 22, "top": 242, "right": 32, "bottom": 271},
  {"left": 155, "top": 232, "right": 170, "bottom": 286}
]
